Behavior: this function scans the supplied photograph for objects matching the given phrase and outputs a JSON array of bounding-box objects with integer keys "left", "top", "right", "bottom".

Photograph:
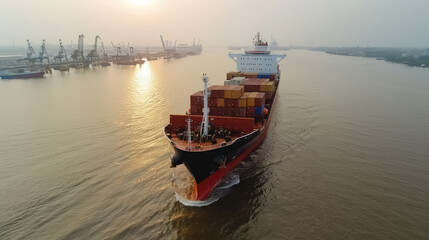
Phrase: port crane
[
  {"left": 160, "top": 35, "right": 176, "bottom": 58},
  {"left": 19, "top": 40, "right": 37, "bottom": 65},
  {"left": 25, "top": 40, "right": 36, "bottom": 62},
  {"left": 87, "top": 35, "right": 101, "bottom": 66},
  {"left": 128, "top": 42, "right": 134, "bottom": 56},
  {"left": 17, "top": 40, "right": 51, "bottom": 72},
  {"left": 53, "top": 39, "right": 69, "bottom": 71},
  {"left": 21, "top": 40, "right": 49, "bottom": 64},
  {"left": 71, "top": 34, "right": 86, "bottom": 68},
  {"left": 38, "top": 40, "right": 50, "bottom": 66},
  {"left": 111, "top": 41, "right": 122, "bottom": 63},
  {"left": 100, "top": 41, "right": 111, "bottom": 66},
  {"left": 110, "top": 41, "right": 144, "bottom": 65}
]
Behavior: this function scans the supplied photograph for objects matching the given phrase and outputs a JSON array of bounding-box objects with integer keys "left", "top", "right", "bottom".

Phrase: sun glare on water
[{"left": 130, "top": 0, "right": 152, "bottom": 6}]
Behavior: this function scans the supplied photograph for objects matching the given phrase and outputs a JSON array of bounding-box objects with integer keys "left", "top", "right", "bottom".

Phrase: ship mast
[
  {"left": 186, "top": 118, "right": 193, "bottom": 150},
  {"left": 202, "top": 74, "right": 210, "bottom": 137}
]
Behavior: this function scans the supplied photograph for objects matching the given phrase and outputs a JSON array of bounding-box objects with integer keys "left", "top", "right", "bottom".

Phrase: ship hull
[
  {"left": 170, "top": 87, "right": 278, "bottom": 200},
  {"left": 0, "top": 71, "right": 45, "bottom": 79}
]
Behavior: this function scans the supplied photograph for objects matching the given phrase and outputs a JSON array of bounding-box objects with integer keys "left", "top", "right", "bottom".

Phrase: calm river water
[{"left": 0, "top": 49, "right": 428, "bottom": 239}]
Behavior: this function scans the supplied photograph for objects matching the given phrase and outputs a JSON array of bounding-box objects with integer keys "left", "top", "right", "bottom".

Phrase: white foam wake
[
  {"left": 175, "top": 193, "right": 220, "bottom": 207},
  {"left": 174, "top": 172, "right": 241, "bottom": 207}
]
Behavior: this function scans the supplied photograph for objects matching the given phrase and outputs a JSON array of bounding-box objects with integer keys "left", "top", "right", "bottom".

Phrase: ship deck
[
  {"left": 169, "top": 133, "right": 241, "bottom": 152},
  {"left": 165, "top": 119, "right": 266, "bottom": 152}
]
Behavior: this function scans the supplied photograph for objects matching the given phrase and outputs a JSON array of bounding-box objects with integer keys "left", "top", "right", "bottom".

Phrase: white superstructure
[{"left": 228, "top": 32, "right": 286, "bottom": 74}]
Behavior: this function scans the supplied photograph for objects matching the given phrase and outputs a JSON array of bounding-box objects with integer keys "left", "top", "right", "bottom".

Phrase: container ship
[{"left": 163, "top": 33, "right": 286, "bottom": 201}]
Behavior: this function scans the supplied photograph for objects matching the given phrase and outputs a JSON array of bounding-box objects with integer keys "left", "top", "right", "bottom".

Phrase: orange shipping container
[
  {"left": 266, "top": 81, "right": 275, "bottom": 92},
  {"left": 259, "top": 79, "right": 270, "bottom": 91},
  {"left": 217, "top": 98, "right": 225, "bottom": 107},
  {"left": 247, "top": 92, "right": 258, "bottom": 107},
  {"left": 227, "top": 71, "right": 244, "bottom": 80},
  {"left": 226, "top": 85, "right": 244, "bottom": 99},
  {"left": 224, "top": 87, "right": 232, "bottom": 98},
  {"left": 239, "top": 95, "right": 247, "bottom": 107}
]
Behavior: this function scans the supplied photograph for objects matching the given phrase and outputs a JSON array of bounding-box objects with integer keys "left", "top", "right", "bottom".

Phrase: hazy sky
[{"left": 1, "top": 0, "right": 428, "bottom": 47}]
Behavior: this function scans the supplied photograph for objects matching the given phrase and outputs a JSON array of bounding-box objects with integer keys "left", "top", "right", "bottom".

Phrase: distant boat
[
  {"left": 0, "top": 69, "right": 45, "bottom": 79},
  {"left": 116, "top": 58, "right": 145, "bottom": 65}
]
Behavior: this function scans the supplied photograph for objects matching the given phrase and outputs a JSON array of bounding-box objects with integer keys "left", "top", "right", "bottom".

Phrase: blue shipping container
[
  {"left": 257, "top": 74, "right": 270, "bottom": 78},
  {"left": 254, "top": 105, "right": 264, "bottom": 115}
]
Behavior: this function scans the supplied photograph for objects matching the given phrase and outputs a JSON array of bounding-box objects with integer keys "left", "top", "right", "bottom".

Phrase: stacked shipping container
[
  {"left": 240, "top": 78, "right": 275, "bottom": 101},
  {"left": 190, "top": 85, "right": 265, "bottom": 118},
  {"left": 190, "top": 72, "right": 277, "bottom": 118}
]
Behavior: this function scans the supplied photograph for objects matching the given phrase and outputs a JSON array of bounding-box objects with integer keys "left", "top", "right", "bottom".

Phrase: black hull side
[{"left": 172, "top": 130, "right": 261, "bottom": 184}]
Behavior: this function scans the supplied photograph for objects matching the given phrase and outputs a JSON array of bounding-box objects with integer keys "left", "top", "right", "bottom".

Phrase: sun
[{"left": 130, "top": 0, "right": 152, "bottom": 6}]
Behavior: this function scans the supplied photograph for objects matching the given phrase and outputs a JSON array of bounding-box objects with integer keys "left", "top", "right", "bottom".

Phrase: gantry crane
[{"left": 53, "top": 39, "right": 69, "bottom": 71}]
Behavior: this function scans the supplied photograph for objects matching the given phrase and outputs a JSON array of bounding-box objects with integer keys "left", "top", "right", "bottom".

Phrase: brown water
[{"left": 0, "top": 49, "right": 428, "bottom": 239}]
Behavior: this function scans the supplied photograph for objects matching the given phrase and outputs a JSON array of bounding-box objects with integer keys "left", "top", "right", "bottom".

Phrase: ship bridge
[{"left": 229, "top": 32, "right": 286, "bottom": 74}]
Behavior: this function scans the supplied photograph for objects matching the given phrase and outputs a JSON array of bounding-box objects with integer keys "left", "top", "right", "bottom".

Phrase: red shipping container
[
  {"left": 224, "top": 108, "right": 232, "bottom": 116},
  {"left": 209, "top": 107, "right": 217, "bottom": 116},
  {"left": 209, "top": 85, "right": 227, "bottom": 98},
  {"left": 244, "top": 85, "right": 260, "bottom": 92},
  {"left": 209, "top": 98, "right": 217, "bottom": 107},
  {"left": 254, "top": 92, "right": 265, "bottom": 106},
  {"left": 169, "top": 115, "right": 254, "bottom": 133},
  {"left": 225, "top": 98, "right": 239, "bottom": 107},
  {"left": 217, "top": 107, "right": 225, "bottom": 116},
  {"left": 190, "top": 91, "right": 204, "bottom": 105},
  {"left": 224, "top": 107, "right": 238, "bottom": 117},
  {"left": 231, "top": 108, "right": 240, "bottom": 117},
  {"left": 239, "top": 107, "right": 247, "bottom": 117},
  {"left": 240, "top": 78, "right": 267, "bottom": 92},
  {"left": 247, "top": 107, "right": 255, "bottom": 116},
  {"left": 190, "top": 109, "right": 201, "bottom": 115},
  {"left": 191, "top": 104, "right": 203, "bottom": 115},
  {"left": 264, "top": 91, "right": 273, "bottom": 102}
]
